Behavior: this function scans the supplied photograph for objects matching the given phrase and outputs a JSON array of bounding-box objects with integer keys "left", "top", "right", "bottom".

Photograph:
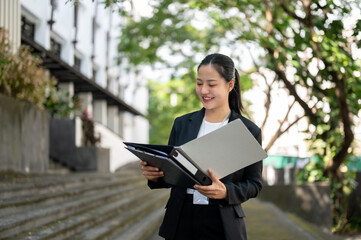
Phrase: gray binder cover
[{"left": 180, "top": 119, "right": 267, "bottom": 179}]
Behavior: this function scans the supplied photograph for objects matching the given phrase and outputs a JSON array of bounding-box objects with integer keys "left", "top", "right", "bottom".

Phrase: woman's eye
[{"left": 209, "top": 85, "right": 216, "bottom": 87}]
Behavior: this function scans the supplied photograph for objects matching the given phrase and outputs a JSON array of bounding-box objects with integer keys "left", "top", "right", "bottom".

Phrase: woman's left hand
[{"left": 194, "top": 169, "right": 227, "bottom": 199}]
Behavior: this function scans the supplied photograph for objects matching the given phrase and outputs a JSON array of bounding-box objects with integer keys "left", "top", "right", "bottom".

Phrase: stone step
[
  {"left": 48, "top": 159, "right": 71, "bottom": 174},
  {"left": 0, "top": 174, "right": 144, "bottom": 217},
  {"left": 146, "top": 230, "right": 164, "bottom": 240},
  {"left": 0, "top": 162, "right": 165, "bottom": 240},
  {"left": 68, "top": 189, "right": 169, "bottom": 240},
  {"left": 8, "top": 189, "right": 167, "bottom": 240},
  {"left": 0, "top": 182, "right": 146, "bottom": 238},
  {"left": 0, "top": 171, "right": 139, "bottom": 199},
  {"left": 111, "top": 206, "right": 166, "bottom": 240}
]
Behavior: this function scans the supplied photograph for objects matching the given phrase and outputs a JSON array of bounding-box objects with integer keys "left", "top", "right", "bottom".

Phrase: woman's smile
[{"left": 202, "top": 96, "right": 215, "bottom": 103}]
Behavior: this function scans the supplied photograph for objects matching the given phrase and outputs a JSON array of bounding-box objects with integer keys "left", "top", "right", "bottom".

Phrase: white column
[
  {"left": 58, "top": 82, "right": 74, "bottom": 97},
  {"left": 118, "top": 111, "right": 124, "bottom": 139},
  {"left": 93, "top": 99, "right": 107, "bottom": 125},
  {"left": 78, "top": 92, "right": 93, "bottom": 118},
  {"left": 0, "top": 0, "right": 21, "bottom": 52},
  {"left": 75, "top": 116, "right": 82, "bottom": 147},
  {"left": 107, "top": 106, "right": 119, "bottom": 134}
]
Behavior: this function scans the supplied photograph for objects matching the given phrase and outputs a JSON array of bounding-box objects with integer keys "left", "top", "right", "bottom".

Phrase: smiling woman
[
  {"left": 140, "top": 53, "right": 264, "bottom": 240},
  {"left": 196, "top": 54, "right": 242, "bottom": 123},
  {"left": 196, "top": 65, "right": 234, "bottom": 121}
]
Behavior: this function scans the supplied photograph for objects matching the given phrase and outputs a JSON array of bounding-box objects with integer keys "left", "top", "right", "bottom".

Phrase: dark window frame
[
  {"left": 92, "top": 68, "right": 97, "bottom": 81},
  {"left": 21, "top": 16, "right": 35, "bottom": 40},
  {"left": 50, "top": 37, "right": 62, "bottom": 57},
  {"left": 74, "top": 55, "right": 82, "bottom": 71}
]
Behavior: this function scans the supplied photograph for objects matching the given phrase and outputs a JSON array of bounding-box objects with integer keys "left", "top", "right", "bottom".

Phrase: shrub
[
  {"left": 44, "top": 90, "right": 81, "bottom": 118},
  {"left": 0, "top": 28, "right": 57, "bottom": 109}
]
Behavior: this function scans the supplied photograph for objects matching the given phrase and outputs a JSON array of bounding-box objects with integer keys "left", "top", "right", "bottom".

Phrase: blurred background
[{"left": 0, "top": 0, "right": 360, "bottom": 239}]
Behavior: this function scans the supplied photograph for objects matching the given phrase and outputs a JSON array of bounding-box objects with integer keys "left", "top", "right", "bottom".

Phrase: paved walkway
[{"left": 148, "top": 198, "right": 361, "bottom": 240}]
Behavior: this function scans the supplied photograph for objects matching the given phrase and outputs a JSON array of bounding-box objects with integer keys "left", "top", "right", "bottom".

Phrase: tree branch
[
  {"left": 263, "top": 0, "right": 273, "bottom": 35},
  {"left": 324, "top": 68, "right": 354, "bottom": 180},
  {"left": 260, "top": 76, "right": 276, "bottom": 131},
  {"left": 264, "top": 48, "right": 318, "bottom": 124},
  {"left": 244, "top": 45, "right": 276, "bottom": 135},
  {"left": 265, "top": 100, "right": 305, "bottom": 152}
]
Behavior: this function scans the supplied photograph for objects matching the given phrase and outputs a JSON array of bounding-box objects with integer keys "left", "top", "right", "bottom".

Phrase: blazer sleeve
[
  {"left": 223, "top": 128, "right": 263, "bottom": 205},
  {"left": 147, "top": 119, "right": 178, "bottom": 189}
]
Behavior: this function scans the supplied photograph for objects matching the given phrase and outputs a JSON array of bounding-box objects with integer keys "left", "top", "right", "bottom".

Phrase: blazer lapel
[{"left": 185, "top": 108, "right": 205, "bottom": 142}]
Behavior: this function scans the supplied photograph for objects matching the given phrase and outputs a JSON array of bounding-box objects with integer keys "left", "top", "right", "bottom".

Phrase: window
[
  {"left": 21, "top": 16, "right": 35, "bottom": 40},
  {"left": 74, "top": 56, "right": 81, "bottom": 71},
  {"left": 50, "top": 38, "right": 61, "bottom": 57}
]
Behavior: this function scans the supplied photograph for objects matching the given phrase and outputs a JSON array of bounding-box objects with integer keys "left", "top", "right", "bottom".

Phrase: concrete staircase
[{"left": 0, "top": 162, "right": 169, "bottom": 240}]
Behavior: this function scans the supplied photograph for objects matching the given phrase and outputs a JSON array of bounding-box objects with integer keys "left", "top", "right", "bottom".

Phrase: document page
[{"left": 181, "top": 119, "right": 267, "bottom": 179}]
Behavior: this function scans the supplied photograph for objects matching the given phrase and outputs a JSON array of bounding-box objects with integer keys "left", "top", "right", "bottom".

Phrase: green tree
[{"left": 99, "top": 0, "right": 361, "bottom": 231}]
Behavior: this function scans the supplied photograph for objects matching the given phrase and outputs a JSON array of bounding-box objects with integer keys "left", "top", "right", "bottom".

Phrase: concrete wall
[
  {"left": 0, "top": 93, "right": 49, "bottom": 173},
  {"left": 258, "top": 182, "right": 332, "bottom": 230},
  {"left": 94, "top": 122, "right": 137, "bottom": 172},
  {"left": 262, "top": 164, "right": 361, "bottom": 225},
  {"left": 76, "top": 146, "right": 110, "bottom": 173},
  {"left": 49, "top": 118, "right": 79, "bottom": 168}
]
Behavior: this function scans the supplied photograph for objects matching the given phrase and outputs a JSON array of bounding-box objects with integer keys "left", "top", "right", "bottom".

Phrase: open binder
[{"left": 124, "top": 119, "right": 268, "bottom": 188}]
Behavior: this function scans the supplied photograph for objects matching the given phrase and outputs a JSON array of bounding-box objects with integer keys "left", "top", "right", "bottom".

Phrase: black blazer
[{"left": 148, "top": 108, "right": 263, "bottom": 240}]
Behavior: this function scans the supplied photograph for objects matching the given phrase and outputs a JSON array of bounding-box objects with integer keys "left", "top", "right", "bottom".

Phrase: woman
[{"left": 141, "top": 53, "right": 263, "bottom": 240}]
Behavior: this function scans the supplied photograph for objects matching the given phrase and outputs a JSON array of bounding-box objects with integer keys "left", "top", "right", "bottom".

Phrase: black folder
[
  {"left": 124, "top": 119, "right": 268, "bottom": 188},
  {"left": 124, "top": 142, "right": 212, "bottom": 188}
]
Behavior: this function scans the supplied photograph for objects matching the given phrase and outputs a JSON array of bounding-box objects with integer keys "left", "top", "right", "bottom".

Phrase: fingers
[
  {"left": 194, "top": 187, "right": 217, "bottom": 199},
  {"left": 193, "top": 184, "right": 212, "bottom": 193},
  {"left": 143, "top": 167, "right": 164, "bottom": 176},
  {"left": 139, "top": 160, "right": 164, "bottom": 181},
  {"left": 141, "top": 164, "right": 160, "bottom": 172},
  {"left": 194, "top": 185, "right": 226, "bottom": 199},
  {"left": 208, "top": 169, "right": 218, "bottom": 182},
  {"left": 194, "top": 170, "right": 227, "bottom": 199},
  {"left": 140, "top": 161, "right": 158, "bottom": 171}
]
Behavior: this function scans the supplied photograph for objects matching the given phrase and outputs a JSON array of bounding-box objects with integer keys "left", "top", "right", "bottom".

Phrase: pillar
[
  {"left": 93, "top": 99, "right": 107, "bottom": 125},
  {"left": 107, "top": 106, "right": 119, "bottom": 134}
]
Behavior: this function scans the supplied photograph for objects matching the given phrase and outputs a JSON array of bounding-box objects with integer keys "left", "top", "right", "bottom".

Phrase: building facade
[{"left": 1, "top": 0, "right": 148, "bottom": 172}]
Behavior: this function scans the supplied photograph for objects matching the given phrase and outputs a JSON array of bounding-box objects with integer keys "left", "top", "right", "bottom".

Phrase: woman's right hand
[{"left": 140, "top": 160, "right": 164, "bottom": 182}]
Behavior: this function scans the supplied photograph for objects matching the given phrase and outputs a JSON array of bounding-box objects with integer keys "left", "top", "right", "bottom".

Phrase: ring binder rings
[{"left": 124, "top": 119, "right": 268, "bottom": 188}]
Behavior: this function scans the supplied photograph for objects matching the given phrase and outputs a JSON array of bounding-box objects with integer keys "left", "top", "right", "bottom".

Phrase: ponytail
[{"left": 229, "top": 69, "right": 243, "bottom": 115}]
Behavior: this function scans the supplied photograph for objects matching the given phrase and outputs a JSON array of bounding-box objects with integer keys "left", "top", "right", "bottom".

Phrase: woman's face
[{"left": 196, "top": 65, "right": 234, "bottom": 112}]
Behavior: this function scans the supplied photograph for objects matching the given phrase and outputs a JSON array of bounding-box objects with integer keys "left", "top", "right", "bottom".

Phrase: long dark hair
[{"left": 197, "top": 53, "right": 244, "bottom": 115}]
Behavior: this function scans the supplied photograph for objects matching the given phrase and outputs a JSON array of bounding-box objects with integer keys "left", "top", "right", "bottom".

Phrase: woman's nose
[{"left": 201, "top": 85, "right": 209, "bottom": 94}]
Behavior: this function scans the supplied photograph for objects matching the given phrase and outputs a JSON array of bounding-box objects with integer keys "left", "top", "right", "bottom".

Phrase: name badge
[{"left": 193, "top": 190, "right": 209, "bottom": 205}]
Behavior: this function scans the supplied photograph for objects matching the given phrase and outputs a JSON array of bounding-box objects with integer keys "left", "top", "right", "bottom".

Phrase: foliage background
[{"left": 113, "top": 0, "right": 361, "bottom": 232}]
